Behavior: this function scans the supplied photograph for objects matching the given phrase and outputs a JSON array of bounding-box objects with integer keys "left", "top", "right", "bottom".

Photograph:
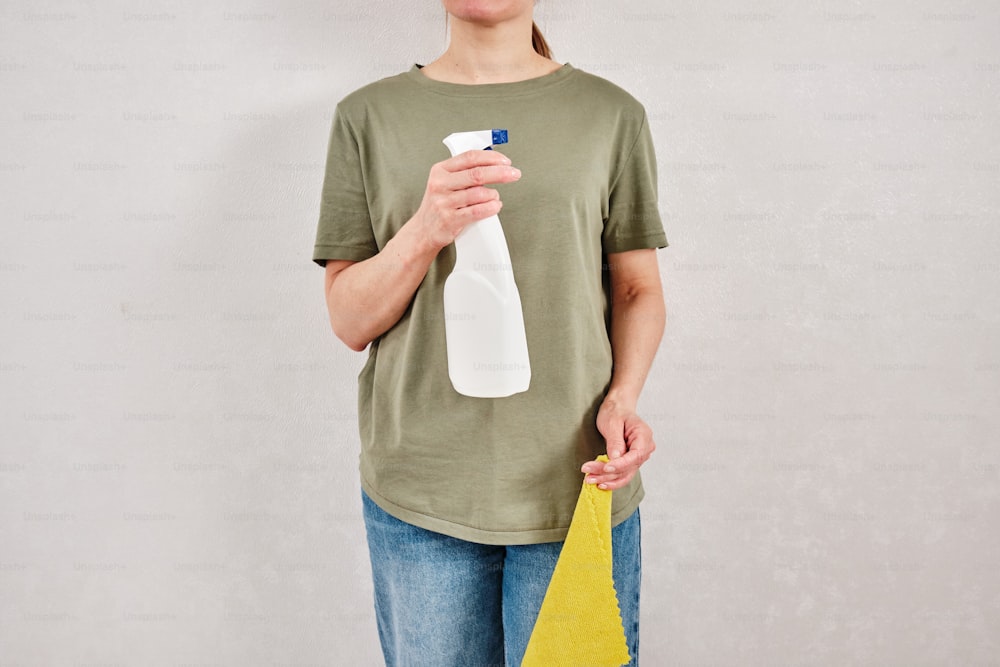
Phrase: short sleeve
[
  {"left": 312, "top": 103, "right": 378, "bottom": 267},
  {"left": 602, "top": 109, "right": 669, "bottom": 254}
]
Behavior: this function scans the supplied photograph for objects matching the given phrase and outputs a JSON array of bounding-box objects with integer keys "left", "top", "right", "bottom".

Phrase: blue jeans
[{"left": 361, "top": 489, "right": 641, "bottom": 667}]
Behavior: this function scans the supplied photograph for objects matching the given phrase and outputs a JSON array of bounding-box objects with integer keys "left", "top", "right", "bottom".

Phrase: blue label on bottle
[{"left": 491, "top": 129, "right": 508, "bottom": 145}]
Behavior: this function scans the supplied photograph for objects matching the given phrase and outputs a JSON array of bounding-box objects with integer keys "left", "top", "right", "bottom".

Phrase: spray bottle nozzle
[{"left": 443, "top": 129, "right": 510, "bottom": 157}]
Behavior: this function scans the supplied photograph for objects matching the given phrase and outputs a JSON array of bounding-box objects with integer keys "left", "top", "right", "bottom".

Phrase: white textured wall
[{"left": 2, "top": 1, "right": 998, "bottom": 664}]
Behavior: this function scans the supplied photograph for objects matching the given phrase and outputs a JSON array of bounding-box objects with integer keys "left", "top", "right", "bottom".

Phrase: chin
[{"left": 443, "top": 0, "right": 531, "bottom": 24}]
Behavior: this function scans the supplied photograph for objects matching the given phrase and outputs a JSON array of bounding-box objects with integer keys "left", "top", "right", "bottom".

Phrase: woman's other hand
[{"left": 583, "top": 397, "right": 656, "bottom": 491}]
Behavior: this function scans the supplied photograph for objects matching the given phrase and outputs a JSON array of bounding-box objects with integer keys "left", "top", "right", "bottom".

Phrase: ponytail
[{"left": 531, "top": 21, "right": 553, "bottom": 59}]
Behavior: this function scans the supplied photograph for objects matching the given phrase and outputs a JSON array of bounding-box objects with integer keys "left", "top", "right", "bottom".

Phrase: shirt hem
[
  {"left": 604, "top": 232, "right": 669, "bottom": 254},
  {"left": 611, "top": 482, "right": 645, "bottom": 529},
  {"left": 313, "top": 243, "right": 377, "bottom": 266},
  {"left": 359, "top": 474, "right": 645, "bottom": 546}
]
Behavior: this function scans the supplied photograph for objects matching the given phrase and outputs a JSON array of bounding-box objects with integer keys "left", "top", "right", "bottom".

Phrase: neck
[{"left": 422, "top": 15, "right": 558, "bottom": 85}]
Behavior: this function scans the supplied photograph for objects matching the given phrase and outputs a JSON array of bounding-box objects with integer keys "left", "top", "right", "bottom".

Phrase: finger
[
  {"left": 450, "top": 185, "right": 500, "bottom": 210},
  {"left": 623, "top": 416, "right": 653, "bottom": 443},
  {"left": 443, "top": 149, "right": 513, "bottom": 171},
  {"left": 452, "top": 199, "right": 503, "bottom": 226},
  {"left": 445, "top": 163, "right": 522, "bottom": 191},
  {"left": 602, "top": 439, "right": 654, "bottom": 474},
  {"left": 584, "top": 470, "right": 625, "bottom": 485},
  {"left": 598, "top": 471, "right": 637, "bottom": 491},
  {"left": 601, "top": 427, "right": 655, "bottom": 474},
  {"left": 601, "top": 417, "right": 627, "bottom": 460},
  {"left": 582, "top": 454, "right": 620, "bottom": 474},
  {"left": 585, "top": 469, "right": 636, "bottom": 491}
]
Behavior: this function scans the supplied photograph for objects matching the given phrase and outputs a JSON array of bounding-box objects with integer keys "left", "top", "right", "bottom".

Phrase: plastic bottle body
[{"left": 441, "top": 130, "right": 531, "bottom": 397}]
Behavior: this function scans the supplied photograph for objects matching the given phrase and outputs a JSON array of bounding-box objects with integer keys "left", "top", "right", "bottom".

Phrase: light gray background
[{"left": 1, "top": 1, "right": 998, "bottom": 665}]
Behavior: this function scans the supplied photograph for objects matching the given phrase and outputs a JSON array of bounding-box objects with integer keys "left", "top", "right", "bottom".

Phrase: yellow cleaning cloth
[{"left": 521, "top": 455, "right": 631, "bottom": 666}]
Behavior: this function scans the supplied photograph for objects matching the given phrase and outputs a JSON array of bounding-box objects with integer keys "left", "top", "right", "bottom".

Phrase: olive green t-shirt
[{"left": 313, "top": 62, "right": 668, "bottom": 545}]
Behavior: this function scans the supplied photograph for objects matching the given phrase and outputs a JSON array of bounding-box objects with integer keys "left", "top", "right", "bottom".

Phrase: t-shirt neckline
[{"left": 404, "top": 62, "right": 576, "bottom": 97}]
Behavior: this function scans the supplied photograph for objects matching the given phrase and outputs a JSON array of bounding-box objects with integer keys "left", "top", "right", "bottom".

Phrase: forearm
[
  {"left": 605, "top": 288, "right": 666, "bottom": 409},
  {"left": 326, "top": 220, "right": 441, "bottom": 351}
]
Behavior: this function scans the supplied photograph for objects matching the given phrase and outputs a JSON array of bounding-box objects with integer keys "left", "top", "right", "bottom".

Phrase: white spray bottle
[{"left": 441, "top": 129, "right": 531, "bottom": 398}]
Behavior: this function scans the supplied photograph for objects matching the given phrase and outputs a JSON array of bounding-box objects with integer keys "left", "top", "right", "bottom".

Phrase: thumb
[{"left": 604, "top": 417, "right": 627, "bottom": 460}]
